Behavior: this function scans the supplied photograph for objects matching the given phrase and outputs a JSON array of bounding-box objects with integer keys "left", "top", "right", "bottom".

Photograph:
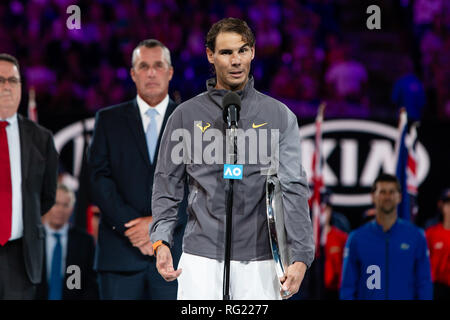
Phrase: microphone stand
[{"left": 223, "top": 124, "right": 237, "bottom": 300}]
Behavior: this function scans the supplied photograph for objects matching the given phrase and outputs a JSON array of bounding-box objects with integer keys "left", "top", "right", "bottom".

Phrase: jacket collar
[
  {"left": 125, "top": 98, "right": 177, "bottom": 166},
  {"left": 371, "top": 217, "right": 402, "bottom": 234},
  {"left": 206, "top": 75, "right": 255, "bottom": 114}
]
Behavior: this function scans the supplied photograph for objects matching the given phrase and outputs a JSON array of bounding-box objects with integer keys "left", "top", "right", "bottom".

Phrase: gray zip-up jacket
[{"left": 150, "top": 77, "right": 314, "bottom": 267}]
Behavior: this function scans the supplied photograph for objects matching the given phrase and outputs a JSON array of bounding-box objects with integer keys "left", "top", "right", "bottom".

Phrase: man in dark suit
[
  {"left": 36, "top": 184, "right": 98, "bottom": 300},
  {"left": 88, "top": 39, "right": 186, "bottom": 300},
  {"left": 0, "top": 53, "right": 58, "bottom": 299}
]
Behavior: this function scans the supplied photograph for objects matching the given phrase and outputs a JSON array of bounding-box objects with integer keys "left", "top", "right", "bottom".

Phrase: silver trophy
[{"left": 266, "top": 175, "right": 291, "bottom": 297}]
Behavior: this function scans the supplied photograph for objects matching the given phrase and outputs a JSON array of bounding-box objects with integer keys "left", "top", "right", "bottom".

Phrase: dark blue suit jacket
[{"left": 88, "top": 98, "right": 186, "bottom": 273}]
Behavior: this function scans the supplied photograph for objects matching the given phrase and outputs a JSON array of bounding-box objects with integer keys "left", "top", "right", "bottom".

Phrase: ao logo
[
  {"left": 223, "top": 164, "right": 243, "bottom": 180},
  {"left": 299, "top": 120, "right": 430, "bottom": 206}
]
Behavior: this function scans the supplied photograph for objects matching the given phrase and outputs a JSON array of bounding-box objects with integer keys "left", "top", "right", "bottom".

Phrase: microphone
[
  {"left": 222, "top": 91, "right": 241, "bottom": 129},
  {"left": 221, "top": 91, "right": 241, "bottom": 301}
]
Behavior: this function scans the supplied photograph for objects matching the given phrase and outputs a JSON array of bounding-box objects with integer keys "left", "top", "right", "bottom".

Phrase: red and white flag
[
  {"left": 407, "top": 121, "right": 420, "bottom": 220},
  {"left": 310, "top": 102, "right": 326, "bottom": 257},
  {"left": 28, "top": 87, "right": 38, "bottom": 123},
  {"left": 406, "top": 122, "right": 419, "bottom": 196}
]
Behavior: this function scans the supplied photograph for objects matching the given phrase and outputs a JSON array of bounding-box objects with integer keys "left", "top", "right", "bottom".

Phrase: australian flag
[{"left": 394, "top": 108, "right": 419, "bottom": 221}]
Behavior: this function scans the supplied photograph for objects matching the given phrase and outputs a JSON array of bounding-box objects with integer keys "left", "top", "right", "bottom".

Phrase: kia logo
[{"left": 299, "top": 119, "right": 430, "bottom": 206}]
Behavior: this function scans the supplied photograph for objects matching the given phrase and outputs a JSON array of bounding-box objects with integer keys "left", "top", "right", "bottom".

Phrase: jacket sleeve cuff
[{"left": 291, "top": 253, "right": 314, "bottom": 269}]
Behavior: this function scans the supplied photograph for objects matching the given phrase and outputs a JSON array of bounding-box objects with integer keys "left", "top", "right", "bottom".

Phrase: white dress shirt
[
  {"left": 1, "top": 113, "right": 23, "bottom": 241},
  {"left": 44, "top": 223, "right": 69, "bottom": 281},
  {"left": 136, "top": 94, "right": 169, "bottom": 141}
]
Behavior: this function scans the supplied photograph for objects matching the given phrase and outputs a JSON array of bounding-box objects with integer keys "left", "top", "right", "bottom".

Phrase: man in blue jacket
[{"left": 340, "top": 173, "right": 432, "bottom": 300}]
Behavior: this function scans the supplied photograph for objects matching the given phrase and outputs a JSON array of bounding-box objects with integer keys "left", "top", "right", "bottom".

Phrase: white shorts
[{"left": 177, "top": 252, "right": 282, "bottom": 300}]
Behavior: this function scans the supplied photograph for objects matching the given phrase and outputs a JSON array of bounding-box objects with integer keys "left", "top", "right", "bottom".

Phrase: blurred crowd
[
  {"left": 411, "top": 0, "right": 450, "bottom": 119},
  {"left": 0, "top": 0, "right": 449, "bottom": 122}
]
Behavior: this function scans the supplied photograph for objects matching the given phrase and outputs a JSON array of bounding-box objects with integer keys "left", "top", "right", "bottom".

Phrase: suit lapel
[
  {"left": 124, "top": 99, "right": 151, "bottom": 166},
  {"left": 17, "top": 115, "right": 32, "bottom": 182},
  {"left": 154, "top": 98, "right": 177, "bottom": 163}
]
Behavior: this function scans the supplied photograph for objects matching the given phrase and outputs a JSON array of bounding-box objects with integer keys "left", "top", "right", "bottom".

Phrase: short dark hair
[
  {"left": 131, "top": 39, "right": 172, "bottom": 67},
  {"left": 439, "top": 188, "right": 450, "bottom": 203},
  {"left": 0, "top": 53, "right": 20, "bottom": 72},
  {"left": 371, "top": 173, "right": 401, "bottom": 193},
  {"left": 206, "top": 18, "right": 255, "bottom": 52}
]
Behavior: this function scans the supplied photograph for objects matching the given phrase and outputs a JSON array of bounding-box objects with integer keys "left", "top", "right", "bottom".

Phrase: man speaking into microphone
[{"left": 150, "top": 17, "right": 314, "bottom": 300}]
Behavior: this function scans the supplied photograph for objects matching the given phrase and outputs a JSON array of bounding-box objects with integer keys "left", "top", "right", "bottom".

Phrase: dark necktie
[
  {"left": 0, "top": 121, "right": 12, "bottom": 246},
  {"left": 48, "top": 233, "right": 63, "bottom": 300}
]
